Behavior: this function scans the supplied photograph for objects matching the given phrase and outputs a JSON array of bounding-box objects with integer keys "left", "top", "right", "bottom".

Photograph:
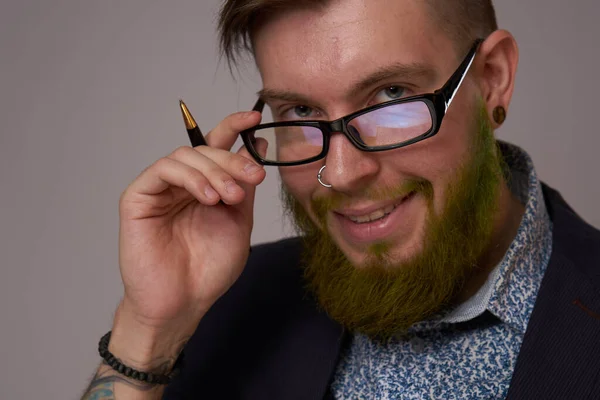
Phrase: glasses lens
[
  {"left": 250, "top": 125, "right": 324, "bottom": 163},
  {"left": 347, "top": 100, "right": 433, "bottom": 148}
]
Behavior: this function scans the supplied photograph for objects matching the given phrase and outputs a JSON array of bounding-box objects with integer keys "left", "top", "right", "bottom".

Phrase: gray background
[{"left": 1, "top": 0, "right": 598, "bottom": 398}]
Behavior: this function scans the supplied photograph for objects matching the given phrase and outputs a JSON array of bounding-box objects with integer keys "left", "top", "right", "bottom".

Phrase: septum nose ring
[{"left": 317, "top": 165, "right": 332, "bottom": 188}]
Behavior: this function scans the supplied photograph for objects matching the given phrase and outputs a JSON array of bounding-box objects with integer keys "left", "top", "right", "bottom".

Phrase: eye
[
  {"left": 281, "top": 105, "right": 316, "bottom": 120},
  {"left": 373, "top": 86, "right": 407, "bottom": 104},
  {"left": 384, "top": 86, "right": 404, "bottom": 98},
  {"left": 293, "top": 105, "right": 313, "bottom": 118}
]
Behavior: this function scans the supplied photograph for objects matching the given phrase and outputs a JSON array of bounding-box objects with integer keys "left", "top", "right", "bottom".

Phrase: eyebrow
[
  {"left": 257, "top": 62, "right": 439, "bottom": 105},
  {"left": 257, "top": 88, "right": 315, "bottom": 106}
]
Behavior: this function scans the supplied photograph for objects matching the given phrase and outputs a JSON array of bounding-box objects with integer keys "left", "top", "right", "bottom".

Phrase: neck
[{"left": 456, "top": 179, "right": 526, "bottom": 303}]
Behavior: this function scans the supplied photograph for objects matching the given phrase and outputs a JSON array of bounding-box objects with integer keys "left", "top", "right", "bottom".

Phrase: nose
[{"left": 322, "top": 132, "right": 380, "bottom": 194}]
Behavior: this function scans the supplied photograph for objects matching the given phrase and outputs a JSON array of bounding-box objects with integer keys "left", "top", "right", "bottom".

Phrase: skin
[{"left": 82, "top": 0, "right": 523, "bottom": 398}]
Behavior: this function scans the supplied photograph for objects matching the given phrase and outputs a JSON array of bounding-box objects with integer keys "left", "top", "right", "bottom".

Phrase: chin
[{"left": 339, "top": 237, "right": 426, "bottom": 269}]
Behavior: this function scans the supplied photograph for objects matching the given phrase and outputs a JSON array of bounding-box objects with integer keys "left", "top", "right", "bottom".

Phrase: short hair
[
  {"left": 218, "top": 0, "right": 498, "bottom": 68},
  {"left": 424, "top": 0, "right": 498, "bottom": 54}
]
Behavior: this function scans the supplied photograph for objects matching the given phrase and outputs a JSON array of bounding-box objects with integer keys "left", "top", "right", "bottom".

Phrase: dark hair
[
  {"left": 218, "top": 0, "right": 498, "bottom": 68},
  {"left": 424, "top": 0, "right": 498, "bottom": 54}
]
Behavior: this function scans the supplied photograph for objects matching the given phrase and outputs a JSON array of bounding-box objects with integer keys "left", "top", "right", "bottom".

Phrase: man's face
[
  {"left": 253, "top": 0, "right": 502, "bottom": 335},
  {"left": 255, "top": 0, "right": 478, "bottom": 264}
]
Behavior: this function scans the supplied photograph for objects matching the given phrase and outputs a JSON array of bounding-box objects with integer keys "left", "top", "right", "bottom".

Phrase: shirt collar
[
  {"left": 422, "top": 141, "right": 553, "bottom": 333},
  {"left": 486, "top": 141, "right": 553, "bottom": 332}
]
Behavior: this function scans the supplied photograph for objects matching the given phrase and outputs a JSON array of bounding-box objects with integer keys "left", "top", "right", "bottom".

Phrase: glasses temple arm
[
  {"left": 438, "top": 39, "right": 483, "bottom": 111},
  {"left": 252, "top": 99, "right": 265, "bottom": 112}
]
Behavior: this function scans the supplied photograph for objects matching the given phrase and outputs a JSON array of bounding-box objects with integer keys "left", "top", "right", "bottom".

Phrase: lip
[
  {"left": 331, "top": 192, "right": 417, "bottom": 244},
  {"left": 333, "top": 197, "right": 406, "bottom": 217}
]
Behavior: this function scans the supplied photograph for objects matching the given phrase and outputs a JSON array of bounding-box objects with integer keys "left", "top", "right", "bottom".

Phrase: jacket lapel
[{"left": 507, "top": 186, "right": 600, "bottom": 399}]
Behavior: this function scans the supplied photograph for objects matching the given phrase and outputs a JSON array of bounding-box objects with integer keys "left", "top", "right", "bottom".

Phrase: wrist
[
  {"left": 108, "top": 301, "right": 194, "bottom": 371},
  {"left": 99, "top": 331, "right": 182, "bottom": 385}
]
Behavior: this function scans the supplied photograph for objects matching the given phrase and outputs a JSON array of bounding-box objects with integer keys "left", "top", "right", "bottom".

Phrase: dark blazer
[{"left": 164, "top": 185, "right": 600, "bottom": 399}]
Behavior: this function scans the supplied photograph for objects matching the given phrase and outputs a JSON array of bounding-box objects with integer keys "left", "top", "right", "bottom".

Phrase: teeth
[{"left": 347, "top": 203, "right": 397, "bottom": 224}]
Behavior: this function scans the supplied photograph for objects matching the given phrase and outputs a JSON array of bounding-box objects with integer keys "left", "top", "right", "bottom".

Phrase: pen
[{"left": 179, "top": 99, "right": 207, "bottom": 147}]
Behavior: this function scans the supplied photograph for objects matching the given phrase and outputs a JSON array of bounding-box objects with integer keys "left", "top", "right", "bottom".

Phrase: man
[{"left": 82, "top": 0, "right": 600, "bottom": 399}]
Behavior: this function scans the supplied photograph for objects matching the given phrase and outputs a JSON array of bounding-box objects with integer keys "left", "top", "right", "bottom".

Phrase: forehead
[{"left": 253, "top": 0, "right": 456, "bottom": 100}]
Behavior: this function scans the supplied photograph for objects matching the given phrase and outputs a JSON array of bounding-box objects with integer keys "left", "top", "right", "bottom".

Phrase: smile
[
  {"left": 331, "top": 192, "right": 418, "bottom": 244},
  {"left": 345, "top": 203, "right": 400, "bottom": 224},
  {"left": 338, "top": 192, "right": 415, "bottom": 224}
]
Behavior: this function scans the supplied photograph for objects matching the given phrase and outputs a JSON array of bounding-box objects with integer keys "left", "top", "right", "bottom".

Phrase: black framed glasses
[{"left": 240, "top": 39, "right": 484, "bottom": 167}]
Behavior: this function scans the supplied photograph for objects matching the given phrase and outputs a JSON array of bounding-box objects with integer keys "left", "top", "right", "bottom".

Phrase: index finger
[{"left": 205, "top": 111, "right": 262, "bottom": 150}]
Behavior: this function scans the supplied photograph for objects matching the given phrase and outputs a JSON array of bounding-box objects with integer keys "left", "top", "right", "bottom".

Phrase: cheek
[
  {"left": 279, "top": 165, "right": 323, "bottom": 212},
  {"left": 426, "top": 124, "right": 475, "bottom": 213},
  {"left": 378, "top": 113, "right": 473, "bottom": 214}
]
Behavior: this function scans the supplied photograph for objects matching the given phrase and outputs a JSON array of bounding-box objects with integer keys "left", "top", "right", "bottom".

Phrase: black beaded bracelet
[{"left": 98, "top": 331, "right": 182, "bottom": 385}]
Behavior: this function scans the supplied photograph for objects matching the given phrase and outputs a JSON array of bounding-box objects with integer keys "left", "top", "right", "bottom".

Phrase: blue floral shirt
[{"left": 331, "top": 142, "right": 554, "bottom": 399}]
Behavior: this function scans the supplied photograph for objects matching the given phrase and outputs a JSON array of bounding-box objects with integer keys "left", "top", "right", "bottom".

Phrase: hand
[{"left": 117, "top": 111, "right": 265, "bottom": 337}]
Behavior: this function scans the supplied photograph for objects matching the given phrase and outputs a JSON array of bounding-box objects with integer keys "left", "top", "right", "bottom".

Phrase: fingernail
[
  {"left": 241, "top": 111, "right": 256, "bottom": 119},
  {"left": 205, "top": 186, "right": 218, "bottom": 199},
  {"left": 244, "top": 163, "right": 262, "bottom": 175},
  {"left": 225, "top": 180, "right": 238, "bottom": 194}
]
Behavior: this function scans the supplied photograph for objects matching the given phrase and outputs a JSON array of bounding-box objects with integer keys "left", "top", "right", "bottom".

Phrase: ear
[{"left": 477, "top": 30, "right": 519, "bottom": 129}]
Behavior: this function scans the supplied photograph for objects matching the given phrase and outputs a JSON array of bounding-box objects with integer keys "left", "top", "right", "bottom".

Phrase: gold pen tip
[{"left": 179, "top": 99, "right": 197, "bottom": 130}]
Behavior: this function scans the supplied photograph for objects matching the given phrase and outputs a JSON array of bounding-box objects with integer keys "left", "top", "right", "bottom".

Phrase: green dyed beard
[{"left": 281, "top": 103, "right": 504, "bottom": 339}]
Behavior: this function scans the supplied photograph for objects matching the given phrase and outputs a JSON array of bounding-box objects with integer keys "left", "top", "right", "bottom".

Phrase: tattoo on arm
[
  {"left": 81, "top": 337, "right": 189, "bottom": 400},
  {"left": 81, "top": 361, "right": 158, "bottom": 399}
]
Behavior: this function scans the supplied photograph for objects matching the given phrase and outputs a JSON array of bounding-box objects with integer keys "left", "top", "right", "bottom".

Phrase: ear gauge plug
[{"left": 493, "top": 106, "right": 507, "bottom": 125}]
